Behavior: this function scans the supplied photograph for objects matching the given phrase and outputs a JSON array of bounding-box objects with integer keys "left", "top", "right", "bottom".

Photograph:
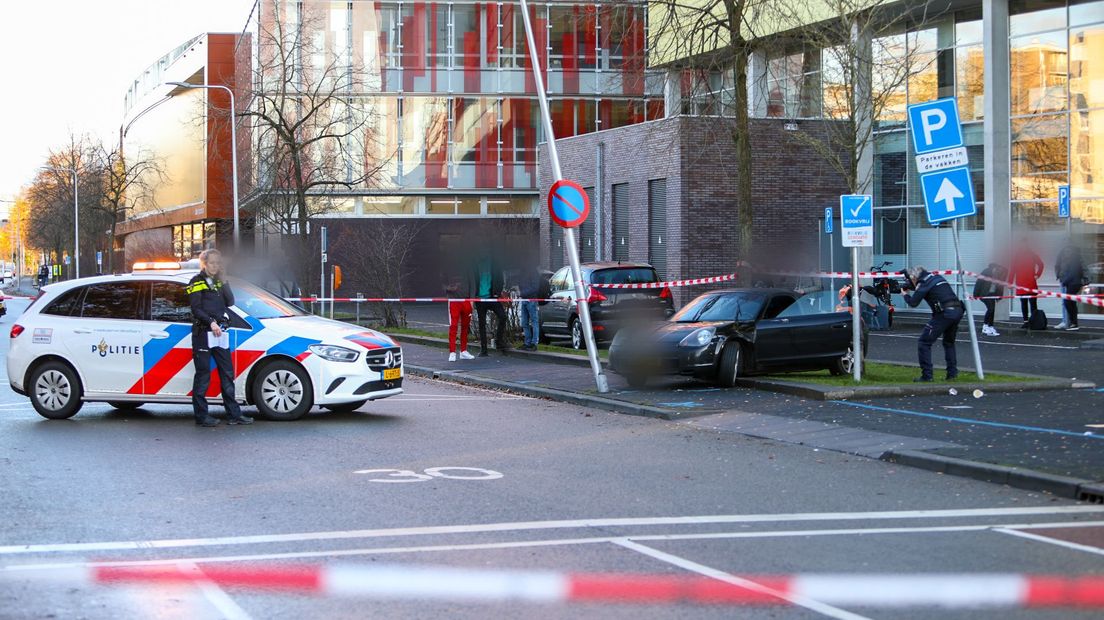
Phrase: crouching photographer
[{"left": 902, "top": 266, "right": 964, "bottom": 383}]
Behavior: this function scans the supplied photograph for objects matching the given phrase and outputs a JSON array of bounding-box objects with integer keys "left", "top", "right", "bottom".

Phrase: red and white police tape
[{"left": 17, "top": 563, "right": 1104, "bottom": 608}]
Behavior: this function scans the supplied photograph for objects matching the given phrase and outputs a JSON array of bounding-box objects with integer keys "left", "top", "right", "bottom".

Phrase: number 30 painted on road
[{"left": 354, "top": 467, "right": 504, "bottom": 483}]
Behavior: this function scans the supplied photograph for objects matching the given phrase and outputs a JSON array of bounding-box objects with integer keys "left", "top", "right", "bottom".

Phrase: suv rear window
[
  {"left": 590, "top": 268, "right": 658, "bottom": 285},
  {"left": 41, "top": 287, "right": 84, "bottom": 317}
]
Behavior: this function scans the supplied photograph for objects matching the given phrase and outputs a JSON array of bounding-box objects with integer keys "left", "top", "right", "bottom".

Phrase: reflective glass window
[
  {"left": 1010, "top": 0, "right": 1068, "bottom": 36},
  {"left": 1071, "top": 107, "right": 1104, "bottom": 196},
  {"left": 1070, "top": 24, "right": 1104, "bottom": 109},
  {"left": 81, "top": 283, "right": 143, "bottom": 320},
  {"left": 1012, "top": 114, "right": 1069, "bottom": 200},
  {"left": 1011, "top": 31, "right": 1069, "bottom": 115},
  {"left": 150, "top": 281, "right": 192, "bottom": 323}
]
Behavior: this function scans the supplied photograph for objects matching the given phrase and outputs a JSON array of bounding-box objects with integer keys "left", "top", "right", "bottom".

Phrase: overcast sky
[{"left": 0, "top": 0, "right": 257, "bottom": 208}]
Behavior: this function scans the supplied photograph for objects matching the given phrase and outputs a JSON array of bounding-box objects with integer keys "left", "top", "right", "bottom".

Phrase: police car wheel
[
  {"left": 322, "top": 400, "right": 367, "bottom": 413},
  {"left": 252, "top": 360, "right": 313, "bottom": 421},
  {"left": 29, "top": 361, "right": 83, "bottom": 420}
]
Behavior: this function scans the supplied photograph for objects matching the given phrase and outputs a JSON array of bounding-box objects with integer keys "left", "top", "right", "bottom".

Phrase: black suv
[{"left": 538, "top": 262, "right": 675, "bottom": 349}]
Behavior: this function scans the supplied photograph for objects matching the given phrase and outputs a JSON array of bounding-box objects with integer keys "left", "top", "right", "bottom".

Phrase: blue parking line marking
[{"left": 834, "top": 401, "right": 1102, "bottom": 440}]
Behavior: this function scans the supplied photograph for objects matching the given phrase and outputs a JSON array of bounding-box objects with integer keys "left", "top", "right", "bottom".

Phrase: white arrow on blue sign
[
  {"left": 1058, "top": 185, "right": 1070, "bottom": 218},
  {"left": 920, "top": 166, "right": 977, "bottom": 224},
  {"left": 907, "top": 98, "right": 964, "bottom": 155},
  {"left": 824, "top": 207, "right": 833, "bottom": 234}
]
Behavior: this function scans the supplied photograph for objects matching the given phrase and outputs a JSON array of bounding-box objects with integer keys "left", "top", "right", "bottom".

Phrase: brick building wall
[{"left": 539, "top": 116, "right": 849, "bottom": 302}]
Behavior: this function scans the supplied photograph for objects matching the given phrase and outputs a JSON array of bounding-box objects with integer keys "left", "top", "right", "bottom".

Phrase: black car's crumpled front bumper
[{"left": 609, "top": 334, "right": 724, "bottom": 379}]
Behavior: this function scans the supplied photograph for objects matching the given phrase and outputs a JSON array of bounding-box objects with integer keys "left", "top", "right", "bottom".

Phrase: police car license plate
[{"left": 383, "top": 368, "right": 402, "bottom": 380}]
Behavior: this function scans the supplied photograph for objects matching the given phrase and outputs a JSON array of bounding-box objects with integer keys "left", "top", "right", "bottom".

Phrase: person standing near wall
[
  {"left": 516, "top": 261, "right": 543, "bottom": 351},
  {"left": 973, "top": 262, "right": 1007, "bottom": 337},
  {"left": 1011, "top": 237, "right": 1044, "bottom": 328},
  {"left": 471, "top": 246, "right": 507, "bottom": 356},
  {"left": 443, "top": 263, "right": 476, "bottom": 362},
  {"left": 1055, "top": 241, "right": 1085, "bottom": 331}
]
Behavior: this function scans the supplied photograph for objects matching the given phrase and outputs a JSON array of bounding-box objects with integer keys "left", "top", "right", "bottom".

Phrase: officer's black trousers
[
  {"left": 192, "top": 336, "right": 243, "bottom": 421},
  {"left": 917, "top": 307, "right": 963, "bottom": 379}
]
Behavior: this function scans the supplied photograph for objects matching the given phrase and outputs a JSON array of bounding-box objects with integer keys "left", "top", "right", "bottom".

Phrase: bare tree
[
  {"left": 242, "top": 1, "right": 394, "bottom": 286},
  {"left": 95, "top": 143, "right": 166, "bottom": 272},
  {"left": 780, "top": 0, "right": 944, "bottom": 193},
  {"left": 334, "top": 221, "right": 425, "bottom": 328},
  {"left": 645, "top": 0, "right": 780, "bottom": 259}
]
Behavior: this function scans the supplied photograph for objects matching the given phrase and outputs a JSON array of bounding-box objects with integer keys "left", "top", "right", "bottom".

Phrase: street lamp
[
  {"left": 38, "top": 166, "right": 79, "bottom": 278},
  {"left": 165, "top": 81, "right": 240, "bottom": 251}
]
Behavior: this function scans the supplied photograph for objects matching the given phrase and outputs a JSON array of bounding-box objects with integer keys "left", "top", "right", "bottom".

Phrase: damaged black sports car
[{"left": 608, "top": 289, "right": 867, "bottom": 388}]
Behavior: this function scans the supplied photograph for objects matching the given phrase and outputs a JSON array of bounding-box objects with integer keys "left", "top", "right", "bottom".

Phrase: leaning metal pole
[
  {"left": 519, "top": 0, "right": 608, "bottom": 393},
  {"left": 953, "top": 219, "right": 984, "bottom": 379}
]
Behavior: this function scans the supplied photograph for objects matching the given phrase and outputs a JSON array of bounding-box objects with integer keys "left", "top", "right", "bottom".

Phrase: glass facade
[{"left": 257, "top": 0, "right": 659, "bottom": 218}]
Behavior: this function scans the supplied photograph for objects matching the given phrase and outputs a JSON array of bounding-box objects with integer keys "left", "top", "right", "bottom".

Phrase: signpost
[
  {"left": 824, "top": 206, "right": 834, "bottom": 298},
  {"left": 96, "top": 251, "right": 103, "bottom": 274},
  {"left": 520, "top": 0, "right": 607, "bottom": 393},
  {"left": 908, "top": 96, "right": 983, "bottom": 379},
  {"left": 840, "top": 194, "right": 873, "bottom": 382},
  {"left": 824, "top": 207, "right": 833, "bottom": 235},
  {"left": 320, "top": 226, "right": 328, "bottom": 318}
]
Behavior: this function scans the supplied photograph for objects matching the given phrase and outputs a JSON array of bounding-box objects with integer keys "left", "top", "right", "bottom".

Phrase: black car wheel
[
  {"left": 29, "top": 361, "right": 83, "bottom": 420},
  {"left": 107, "top": 401, "right": 144, "bottom": 411},
  {"left": 252, "top": 360, "right": 314, "bottom": 421},
  {"left": 715, "top": 342, "right": 745, "bottom": 388},
  {"left": 570, "top": 317, "right": 584, "bottom": 350},
  {"left": 831, "top": 346, "right": 860, "bottom": 376},
  {"left": 322, "top": 400, "right": 367, "bottom": 413}
]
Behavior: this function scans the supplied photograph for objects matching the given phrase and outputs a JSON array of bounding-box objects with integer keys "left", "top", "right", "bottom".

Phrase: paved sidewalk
[{"left": 401, "top": 340, "right": 1104, "bottom": 485}]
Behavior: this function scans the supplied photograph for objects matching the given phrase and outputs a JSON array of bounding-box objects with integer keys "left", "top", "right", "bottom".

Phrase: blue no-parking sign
[
  {"left": 548, "top": 179, "right": 590, "bottom": 228},
  {"left": 824, "top": 207, "right": 833, "bottom": 234},
  {"left": 908, "top": 98, "right": 964, "bottom": 154},
  {"left": 1058, "top": 185, "right": 1070, "bottom": 218}
]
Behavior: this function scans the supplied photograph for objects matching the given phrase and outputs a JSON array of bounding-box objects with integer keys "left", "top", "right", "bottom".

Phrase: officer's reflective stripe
[{"left": 186, "top": 282, "right": 209, "bottom": 294}]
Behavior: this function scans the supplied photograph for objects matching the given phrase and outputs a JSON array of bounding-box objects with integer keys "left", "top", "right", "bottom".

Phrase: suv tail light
[
  {"left": 10, "top": 324, "right": 24, "bottom": 339},
  {"left": 658, "top": 286, "right": 672, "bottom": 300},
  {"left": 586, "top": 287, "right": 608, "bottom": 304}
]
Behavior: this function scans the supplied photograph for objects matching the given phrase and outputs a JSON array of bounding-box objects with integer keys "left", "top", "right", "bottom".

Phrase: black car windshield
[
  {"left": 590, "top": 268, "right": 657, "bottom": 285},
  {"left": 672, "top": 293, "right": 765, "bottom": 322},
  {"left": 231, "top": 280, "right": 306, "bottom": 319}
]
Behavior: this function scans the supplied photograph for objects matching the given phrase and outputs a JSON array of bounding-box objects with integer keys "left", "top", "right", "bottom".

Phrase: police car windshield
[{"left": 232, "top": 280, "right": 306, "bottom": 319}]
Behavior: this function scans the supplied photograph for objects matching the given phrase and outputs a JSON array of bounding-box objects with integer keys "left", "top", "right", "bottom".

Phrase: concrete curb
[
  {"left": 736, "top": 376, "right": 1094, "bottom": 401},
  {"left": 883, "top": 449, "right": 1104, "bottom": 502},
  {"left": 404, "top": 364, "right": 713, "bottom": 421}
]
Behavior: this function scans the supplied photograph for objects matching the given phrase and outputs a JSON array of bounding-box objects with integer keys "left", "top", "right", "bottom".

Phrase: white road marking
[
  {"left": 613, "top": 539, "right": 870, "bottom": 620},
  {"left": 992, "top": 527, "right": 1104, "bottom": 557},
  {"left": 4, "top": 520, "right": 1103, "bottom": 573},
  {"left": 180, "top": 562, "right": 253, "bottom": 620},
  {"left": 1, "top": 506, "right": 1100, "bottom": 557},
  {"left": 871, "top": 333, "right": 1079, "bottom": 350}
]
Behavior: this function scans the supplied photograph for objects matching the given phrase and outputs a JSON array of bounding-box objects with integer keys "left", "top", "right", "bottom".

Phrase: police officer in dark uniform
[
  {"left": 187, "top": 249, "right": 253, "bottom": 427},
  {"left": 902, "top": 266, "right": 964, "bottom": 382}
]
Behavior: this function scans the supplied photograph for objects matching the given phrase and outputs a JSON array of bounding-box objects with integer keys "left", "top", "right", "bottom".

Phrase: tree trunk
[{"left": 732, "top": 41, "right": 753, "bottom": 260}]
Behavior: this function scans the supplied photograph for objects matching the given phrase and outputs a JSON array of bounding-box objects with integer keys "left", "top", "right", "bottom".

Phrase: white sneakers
[
  {"left": 982, "top": 325, "right": 1001, "bottom": 337},
  {"left": 449, "top": 350, "right": 476, "bottom": 362},
  {"left": 1055, "top": 322, "right": 1069, "bottom": 330},
  {"left": 448, "top": 352, "right": 457, "bottom": 362}
]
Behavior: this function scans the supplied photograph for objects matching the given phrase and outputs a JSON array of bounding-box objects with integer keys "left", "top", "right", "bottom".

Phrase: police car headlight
[
  {"left": 308, "top": 344, "right": 359, "bottom": 362},
  {"left": 679, "top": 327, "right": 715, "bottom": 348}
]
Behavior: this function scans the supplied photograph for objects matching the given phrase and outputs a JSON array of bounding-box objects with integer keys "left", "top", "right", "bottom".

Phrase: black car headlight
[
  {"left": 308, "top": 344, "right": 360, "bottom": 362},
  {"left": 678, "top": 327, "right": 716, "bottom": 348}
]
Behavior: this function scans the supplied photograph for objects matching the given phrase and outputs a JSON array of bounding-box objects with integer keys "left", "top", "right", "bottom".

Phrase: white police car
[{"left": 7, "top": 262, "right": 403, "bottom": 421}]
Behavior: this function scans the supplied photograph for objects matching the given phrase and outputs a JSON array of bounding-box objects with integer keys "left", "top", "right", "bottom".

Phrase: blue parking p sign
[
  {"left": 1058, "top": 185, "right": 1070, "bottom": 218},
  {"left": 908, "top": 98, "right": 964, "bottom": 155},
  {"left": 824, "top": 207, "right": 833, "bottom": 234},
  {"left": 920, "top": 166, "right": 977, "bottom": 224}
]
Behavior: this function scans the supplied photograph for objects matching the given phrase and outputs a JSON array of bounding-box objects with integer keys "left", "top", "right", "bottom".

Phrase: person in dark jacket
[
  {"left": 1055, "top": 242, "right": 1085, "bottom": 331},
  {"left": 903, "top": 266, "right": 964, "bottom": 382},
  {"left": 471, "top": 246, "right": 507, "bottom": 356},
  {"left": 516, "top": 261, "right": 543, "bottom": 351},
  {"left": 187, "top": 249, "right": 252, "bottom": 427},
  {"left": 972, "top": 262, "right": 1007, "bottom": 337}
]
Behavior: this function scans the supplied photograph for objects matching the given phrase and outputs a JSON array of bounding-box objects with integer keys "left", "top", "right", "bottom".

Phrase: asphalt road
[{"left": 1, "top": 298, "right": 1103, "bottom": 619}]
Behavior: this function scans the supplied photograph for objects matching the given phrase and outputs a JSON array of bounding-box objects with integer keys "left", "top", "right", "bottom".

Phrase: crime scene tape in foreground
[{"left": 18, "top": 563, "right": 1104, "bottom": 608}]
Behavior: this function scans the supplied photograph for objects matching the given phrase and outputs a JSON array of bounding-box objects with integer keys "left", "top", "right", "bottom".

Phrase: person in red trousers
[
  {"left": 443, "top": 267, "right": 475, "bottom": 362},
  {"left": 1011, "top": 236, "right": 1044, "bottom": 328}
]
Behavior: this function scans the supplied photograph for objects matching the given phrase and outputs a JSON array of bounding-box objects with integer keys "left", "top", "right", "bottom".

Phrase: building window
[
  {"left": 172, "top": 222, "right": 215, "bottom": 260},
  {"left": 648, "top": 179, "right": 668, "bottom": 278},
  {"left": 612, "top": 182, "right": 630, "bottom": 261},
  {"left": 876, "top": 209, "right": 908, "bottom": 255},
  {"left": 579, "top": 187, "right": 597, "bottom": 262}
]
